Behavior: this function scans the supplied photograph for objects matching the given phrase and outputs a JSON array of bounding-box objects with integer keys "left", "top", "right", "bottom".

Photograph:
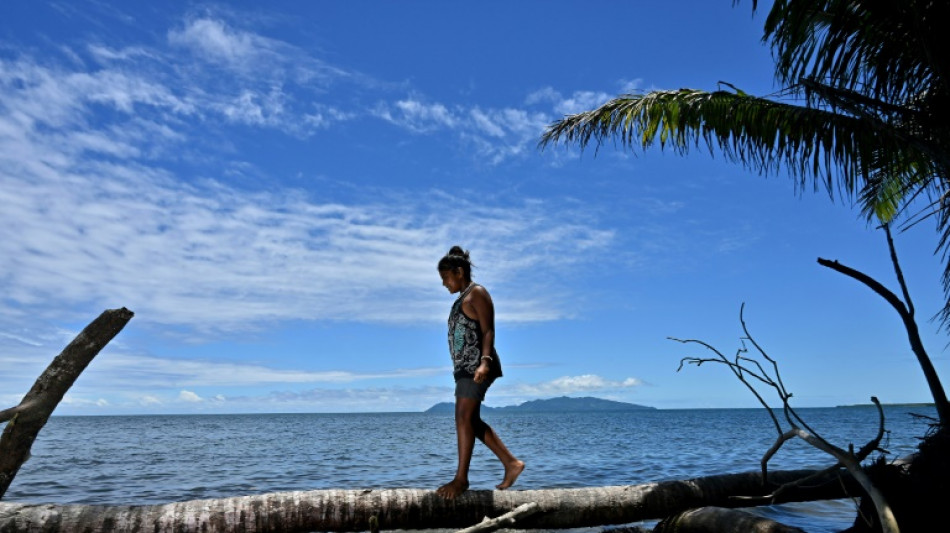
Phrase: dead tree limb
[
  {"left": 672, "top": 305, "right": 897, "bottom": 533},
  {"left": 455, "top": 502, "right": 540, "bottom": 533},
  {"left": 0, "top": 307, "right": 134, "bottom": 500},
  {"left": 817, "top": 225, "right": 950, "bottom": 425},
  {"left": 0, "top": 469, "right": 854, "bottom": 532}
]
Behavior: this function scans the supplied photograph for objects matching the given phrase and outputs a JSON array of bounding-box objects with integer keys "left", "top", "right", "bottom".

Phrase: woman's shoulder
[{"left": 468, "top": 283, "right": 493, "bottom": 303}]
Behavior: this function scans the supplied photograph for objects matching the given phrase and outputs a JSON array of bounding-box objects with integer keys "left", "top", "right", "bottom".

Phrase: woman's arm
[{"left": 467, "top": 285, "right": 495, "bottom": 383}]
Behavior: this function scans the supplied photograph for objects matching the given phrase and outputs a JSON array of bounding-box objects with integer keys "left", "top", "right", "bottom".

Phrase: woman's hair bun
[
  {"left": 438, "top": 245, "right": 474, "bottom": 279},
  {"left": 448, "top": 245, "right": 469, "bottom": 259}
]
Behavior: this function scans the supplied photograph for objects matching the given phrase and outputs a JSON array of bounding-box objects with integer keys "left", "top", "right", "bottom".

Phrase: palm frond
[
  {"left": 539, "top": 87, "right": 934, "bottom": 204},
  {"left": 762, "top": 0, "right": 950, "bottom": 104}
]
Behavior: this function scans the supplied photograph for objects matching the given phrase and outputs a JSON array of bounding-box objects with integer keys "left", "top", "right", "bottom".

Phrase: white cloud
[
  {"left": 374, "top": 98, "right": 552, "bottom": 164},
  {"left": 53, "top": 385, "right": 454, "bottom": 414},
  {"left": 469, "top": 108, "right": 506, "bottom": 138},
  {"left": 0, "top": 146, "right": 613, "bottom": 331},
  {"left": 1, "top": 18, "right": 357, "bottom": 145},
  {"left": 168, "top": 18, "right": 271, "bottom": 70},
  {"left": 304, "top": 105, "right": 353, "bottom": 129},
  {"left": 88, "top": 44, "right": 156, "bottom": 63},
  {"left": 553, "top": 90, "right": 613, "bottom": 116},
  {"left": 376, "top": 98, "right": 459, "bottom": 132},
  {"left": 81, "top": 353, "right": 447, "bottom": 389},
  {"left": 61, "top": 395, "right": 111, "bottom": 407},
  {"left": 178, "top": 390, "right": 203, "bottom": 402},
  {"left": 0, "top": 11, "right": 616, "bottom": 380},
  {"left": 509, "top": 374, "right": 644, "bottom": 396},
  {"left": 140, "top": 395, "right": 163, "bottom": 406},
  {"left": 167, "top": 15, "right": 352, "bottom": 88},
  {"left": 18, "top": 362, "right": 646, "bottom": 414},
  {"left": 526, "top": 86, "right": 614, "bottom": 116}
]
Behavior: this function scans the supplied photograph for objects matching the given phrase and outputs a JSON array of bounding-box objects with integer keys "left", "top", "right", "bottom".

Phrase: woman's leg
[
  {"left": 436, "top": 396, "right": 479, "bottom": 499},
  {"left": 473, "top": 379, "right": 525, "bottom": 489},
  {"left": 458, "top": 395, "right": 525, "bottom": 491},
  {"left": 477, "top": 420, "right": 525, "bottom": 490}
]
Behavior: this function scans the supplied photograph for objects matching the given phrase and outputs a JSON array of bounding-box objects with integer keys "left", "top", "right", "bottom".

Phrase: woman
[{"left": 436, "top": 246, "right": 524, "bottom": 499}]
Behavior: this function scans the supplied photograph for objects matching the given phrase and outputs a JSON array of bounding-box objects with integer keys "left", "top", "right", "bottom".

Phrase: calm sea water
[{"left": 2, "top": 405, "right": 938, "bottom": 532}]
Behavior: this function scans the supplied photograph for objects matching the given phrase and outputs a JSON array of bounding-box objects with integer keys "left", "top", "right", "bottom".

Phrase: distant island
[
  {"left": 424, "top": 396, "right": 655, "bottom": 414},
  {"left": 836, "top": 402, "right": 936, "bottom": 409}
]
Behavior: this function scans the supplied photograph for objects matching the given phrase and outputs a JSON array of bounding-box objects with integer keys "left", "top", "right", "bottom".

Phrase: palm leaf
[
  {"left": 761, "top": 0, "right": 950, "bottom": 104},
  {"left": 539, "top": 87, "right": 934, "bottom": 206}
]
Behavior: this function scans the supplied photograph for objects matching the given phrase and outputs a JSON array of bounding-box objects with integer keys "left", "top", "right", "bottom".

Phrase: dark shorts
[{"left": 455, "top": 376, "right": 494, "bottom": 402}]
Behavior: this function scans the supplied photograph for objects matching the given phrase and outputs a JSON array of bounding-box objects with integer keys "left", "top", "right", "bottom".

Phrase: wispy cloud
[
  {"left": 373, "top": 98, "right": 553, "bottom": 164},
  {"left": 0, "top": 6, "right": 634, "bottom": 417},
  {"left": 526, "top": 87, "right": 613, "bottom": 116},
  {"left": 504, "top": 374, "right": 643, "bottom": 398},
  {"left": 1, "top": 44, "right": 614, "bottom": 335},
  {"left": 48, "top": 371, "right": 646, "bottom": 414},
  {"left": 0, "top": 161, "right": 613, "bottom": 331},
  {"left": 3, "top": 10, "right": 627, "bottom": 175},
  {"left": 80, "top": 352, "right": 448, "bottom": 389},
  {"left": 168, "top": 18, "right": 270, "bottom": 70}
]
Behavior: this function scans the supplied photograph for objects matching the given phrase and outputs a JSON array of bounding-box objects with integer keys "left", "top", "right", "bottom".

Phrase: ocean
[{"left": 2, "top": 405, "right": 938, "bottom": 532}]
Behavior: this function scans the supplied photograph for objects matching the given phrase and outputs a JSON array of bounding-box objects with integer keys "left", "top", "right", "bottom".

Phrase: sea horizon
[
  {"left": 43, "top": 400, "right": 938, "bottom": 418},
  {"left": 7, "top": 405, "right": 937, "bottom": 532}
]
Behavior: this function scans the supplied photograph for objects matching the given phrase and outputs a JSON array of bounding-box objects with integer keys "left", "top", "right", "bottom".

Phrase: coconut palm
[
  {"left": 541, "top": 0, "right": 949, "bottom": 282},
  {"left": 540, "top": 0, "right": 950, "bottom": 422}
]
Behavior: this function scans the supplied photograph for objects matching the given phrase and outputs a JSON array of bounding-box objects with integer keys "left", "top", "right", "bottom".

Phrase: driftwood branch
[
  {"left": 0, "top": 469, "right": 854, "bottom": 532},
  {"left": 672, "top": 305, "right": 897, "bottom": 532},
  {"left": 455, "top": 502, "right": 540, "bottom": 533},
  {"left": 0, "top": 308, "right": 134, "bottom": 499}
]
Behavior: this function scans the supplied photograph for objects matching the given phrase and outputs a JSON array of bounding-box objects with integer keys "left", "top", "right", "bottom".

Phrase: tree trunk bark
[
  {"left": 0, "top": 308, "right": 134, "bottom": 499},
  {"left": 0, "top": 469, "right": 858, "bottom": 532}
]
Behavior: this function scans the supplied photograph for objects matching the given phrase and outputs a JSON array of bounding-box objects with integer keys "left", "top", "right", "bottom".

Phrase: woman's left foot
[{"left": 496, "top": 460, "right": 525, "bottom": 490}]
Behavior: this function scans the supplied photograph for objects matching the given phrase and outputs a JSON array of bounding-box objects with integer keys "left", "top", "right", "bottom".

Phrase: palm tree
[{"left": 540, "top": 0, "right": 950, "bottom": 423}]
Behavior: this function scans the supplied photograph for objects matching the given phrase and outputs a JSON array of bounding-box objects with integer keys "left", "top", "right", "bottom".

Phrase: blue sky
[{"left": 1, "top": 1, "right": 947, "bottom": 416}]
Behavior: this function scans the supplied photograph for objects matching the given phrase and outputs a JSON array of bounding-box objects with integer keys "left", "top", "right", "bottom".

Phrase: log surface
[{"left": 0, "top": 469, "right": 854, "bottom": 532}]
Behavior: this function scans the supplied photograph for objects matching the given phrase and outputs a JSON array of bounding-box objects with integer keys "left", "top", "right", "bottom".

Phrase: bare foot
[
  {"left": 436, "top": 478, "right": 469, "bottom": 499},
  {"left": 496, "top": 460, "right": 525, "bottom": 490}
]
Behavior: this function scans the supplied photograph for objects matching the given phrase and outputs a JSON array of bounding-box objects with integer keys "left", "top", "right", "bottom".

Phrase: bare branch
[
  {"left": 818, "top": 255, "right": 950, "bottom": 424},
  {"left": 455, "top": 502, "right": 541, "bottom": 533},
  {"left": 817, "top": 258, "right": 908, "bottom": 317},
  {"left": 672, "top": 306, "right": 899, "bottom": 532},
  {"left": 671, "top": 336, "right": 782, "bottom": 433}
]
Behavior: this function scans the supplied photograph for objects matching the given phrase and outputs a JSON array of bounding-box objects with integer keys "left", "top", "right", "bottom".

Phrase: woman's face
[{"left": 439, "top": 268, "right": 466, "bottom": 294}]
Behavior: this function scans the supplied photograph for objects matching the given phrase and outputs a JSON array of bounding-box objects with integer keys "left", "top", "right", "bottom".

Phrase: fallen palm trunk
[
  {"left": 0, "top": 468, "right": 858, "bottom": 532},
  {"left": 655, "top": 506, "right": 807, "bottom": 533}
]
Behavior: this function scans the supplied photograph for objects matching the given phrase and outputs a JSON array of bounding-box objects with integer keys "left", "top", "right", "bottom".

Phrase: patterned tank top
[{"left": 447, "top": 284, "right": 501, "bottom": 380}]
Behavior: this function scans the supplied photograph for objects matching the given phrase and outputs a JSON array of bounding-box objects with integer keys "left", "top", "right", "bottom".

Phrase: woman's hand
[{"left": 473, "top": 360, "right": 491, "bottom": 383}]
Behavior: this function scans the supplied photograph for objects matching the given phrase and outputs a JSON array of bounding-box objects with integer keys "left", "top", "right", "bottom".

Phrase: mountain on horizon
[{"left": 424, "top": 395, "right": 655, "bottom": 414}]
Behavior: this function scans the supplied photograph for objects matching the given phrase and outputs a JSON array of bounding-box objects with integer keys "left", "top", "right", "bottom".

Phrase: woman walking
[{"left": 436, "top": 246, "right": 524, "bottom": 499}]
